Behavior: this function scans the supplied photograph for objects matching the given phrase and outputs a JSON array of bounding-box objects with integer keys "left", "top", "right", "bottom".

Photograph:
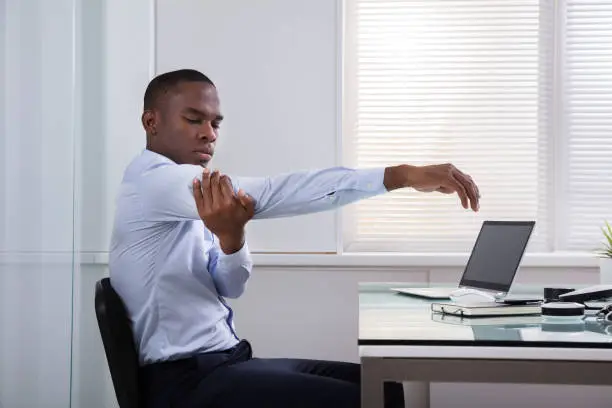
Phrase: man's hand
[
  {"left": 384, "top": 163, "right": 480, "bottom": 212},
  {"left": 193, "top": 169, "right": 255, "bottom": 254}
]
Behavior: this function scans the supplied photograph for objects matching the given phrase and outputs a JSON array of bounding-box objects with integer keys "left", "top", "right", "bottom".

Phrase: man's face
[{"left": 146, "top": 81, "right": 223, "bottom": 166}]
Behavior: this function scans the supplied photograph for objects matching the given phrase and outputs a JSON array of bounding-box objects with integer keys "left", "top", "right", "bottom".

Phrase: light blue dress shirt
[{"left": 109, "top": 149, "right": 388, "bottom": 365}]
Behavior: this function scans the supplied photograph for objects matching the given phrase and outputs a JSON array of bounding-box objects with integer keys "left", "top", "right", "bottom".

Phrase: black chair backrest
[{"left": 95, "top": 277, "right": 141, "bottom": 408}]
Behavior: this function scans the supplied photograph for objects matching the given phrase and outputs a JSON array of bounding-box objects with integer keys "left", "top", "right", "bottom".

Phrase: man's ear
[{"left": 142, "top": 110, "right": 158, "bottom": 135}]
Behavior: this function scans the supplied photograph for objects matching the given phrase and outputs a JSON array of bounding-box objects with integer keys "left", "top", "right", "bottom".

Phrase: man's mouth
[{"left": 196, "top": 151, "right": 212, "bottom": 162}]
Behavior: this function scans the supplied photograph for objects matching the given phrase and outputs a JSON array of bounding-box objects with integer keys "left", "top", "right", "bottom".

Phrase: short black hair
[{"left": 143, "top": 69, "right": 215, "bottom": 110}]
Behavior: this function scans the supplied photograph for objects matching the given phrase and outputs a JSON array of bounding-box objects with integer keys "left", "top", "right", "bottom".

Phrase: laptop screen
[{"left": 459, "top": 221, "right": 535, "bottom": 293}]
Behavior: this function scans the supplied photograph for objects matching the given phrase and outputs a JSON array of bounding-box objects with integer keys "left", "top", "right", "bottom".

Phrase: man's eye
[
  {"left": 212, "top": 121, "right": 221, "bottom": 129},
  {"left": 185, "top": 117, "right": 201, "bottom": 124}
]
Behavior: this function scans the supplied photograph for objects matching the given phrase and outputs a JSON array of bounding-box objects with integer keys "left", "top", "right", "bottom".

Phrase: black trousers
[{"left": 140, "top": 340, "right": 404, "bottom": 408}]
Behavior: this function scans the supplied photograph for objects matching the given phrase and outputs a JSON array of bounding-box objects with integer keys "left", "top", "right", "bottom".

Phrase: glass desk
[{"left": 358, "top": 283, "right": 612, "bottom": 408}]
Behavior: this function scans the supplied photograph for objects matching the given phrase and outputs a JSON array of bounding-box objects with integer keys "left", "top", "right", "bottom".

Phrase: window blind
[
  {"left": 563, "top": 0, "right": 612, "bottom": 251},
  {"left": 344, "top": 0, "right": 553, "bottom": 252}
]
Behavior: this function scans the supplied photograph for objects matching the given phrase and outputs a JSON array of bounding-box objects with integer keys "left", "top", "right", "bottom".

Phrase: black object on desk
[
  {"left": 498, "top": 296, "right": 542, "bottom": 305},
  {"left": 558, "top": 285, "right": 612, "bottom": 304},
  {"left": 543, "top": 287, "right": 575, "bottom": 303}
]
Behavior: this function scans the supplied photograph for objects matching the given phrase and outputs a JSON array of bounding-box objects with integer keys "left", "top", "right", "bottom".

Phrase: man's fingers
[
  {"left": 210, "top": 169, "right": 222, "bottom": 207},
  {"left": 469, "top": 174, "right": 480, "bottom": 199},
  {"left": 220, "top": 175, "right": 235, "bottom": 203},
  {"left": 448, "top": 175, "right": 469, "bottom": 209},
  {"left": 453, "top": 170, "right": 480, "bottom": 211},
  {"left": 237, "top": 189, "right": 255, "bottom": 217},
  {"left": 201, "top": 168, "right": 213, "bottom": 207},
  {"left": 193, "top": 178, "right": 205, "bottom": 212}
]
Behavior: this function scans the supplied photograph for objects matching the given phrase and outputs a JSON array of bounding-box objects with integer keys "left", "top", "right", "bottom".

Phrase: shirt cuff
[
  {"left": 217, "top": 241, "right": 254, "bottom": 270},
  {"left": 355, "top": 167, "right": 387, "bottom": 194}
]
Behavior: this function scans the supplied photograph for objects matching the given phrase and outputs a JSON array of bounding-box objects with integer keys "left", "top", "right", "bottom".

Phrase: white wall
[
  {"left": 71, "top": 0, "right": 154, "bottom": 407},
  {"left": 78, "top": 0, "right": 156, "bottom": 254},
  {"left": 0, "top": 0, "right": 5, "bottom": 250},
  {"left": 1, "top": 0, "right": 76, "bottom": 407}
]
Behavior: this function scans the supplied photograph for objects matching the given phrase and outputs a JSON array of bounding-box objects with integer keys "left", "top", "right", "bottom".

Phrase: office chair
[{"left": 95, "top": 277, "right": 141, "bottom": 408}]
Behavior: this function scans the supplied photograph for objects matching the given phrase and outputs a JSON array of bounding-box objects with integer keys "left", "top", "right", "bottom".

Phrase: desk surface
[
  {"left": 358, "top": 283, "right": 612, "bottom": 408},
  {"left": 359, "top": 283, "right": 612, "bottom": 350}
]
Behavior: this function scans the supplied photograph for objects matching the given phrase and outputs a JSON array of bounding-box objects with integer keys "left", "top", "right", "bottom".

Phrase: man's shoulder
[
  {"left": 120, "top": 151, "right": 184, "bottom": 191},
  {"left": 114, "top": 150, "right": 204, "bottom": 219},
  {"left": 124, "top": 149, "right": 167, "bottom": 175}
]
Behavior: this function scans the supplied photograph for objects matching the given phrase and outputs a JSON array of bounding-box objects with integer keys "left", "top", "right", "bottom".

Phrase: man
[{"left": 109, "top": 69, "right": 480, "bottom": 408}]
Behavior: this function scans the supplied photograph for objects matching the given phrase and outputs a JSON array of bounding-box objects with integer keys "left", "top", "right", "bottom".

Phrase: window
[{"left": 343, "top": 0, "right": 612, "bottom": 253}]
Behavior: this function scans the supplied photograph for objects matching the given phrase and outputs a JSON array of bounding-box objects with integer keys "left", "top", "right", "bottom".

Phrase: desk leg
[
  {"left": 403, "top": 381, "right": 430, "bottom": 408},
  {"left": 361, "top": 357, "right": 384, "bottom": 408}
]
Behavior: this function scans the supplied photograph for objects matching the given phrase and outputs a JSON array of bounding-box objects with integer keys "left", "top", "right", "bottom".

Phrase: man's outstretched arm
[
  {"left": 233, "top": 163, "right": 480, "bottom": 220},
  {"left": 139, "top": 161, "right": 479, "bottom": 223}
]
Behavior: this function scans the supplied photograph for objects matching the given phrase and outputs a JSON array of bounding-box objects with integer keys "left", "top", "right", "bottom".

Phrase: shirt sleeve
[
  {"left": 138, "top": 162, "right": 207, "bottom": 221},
  {"left": 137, "top": 162, "right": 388, "bottom": 221},
  {"left": 207, "top": 239, "right": 253, "bottom": 299},
  {"left": 233, "top": 166, "right": 388, "bottom": 219}
]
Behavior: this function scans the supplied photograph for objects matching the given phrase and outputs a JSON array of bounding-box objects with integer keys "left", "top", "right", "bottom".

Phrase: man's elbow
[
  {"left": 220, "top": 282, "right": 248, "bottom": 299},
  {"left": 214, "top": 264, "right": 251, "bottom": 298}
]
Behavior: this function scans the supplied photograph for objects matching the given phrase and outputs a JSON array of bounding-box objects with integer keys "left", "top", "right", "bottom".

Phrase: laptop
[{"left": 392, "top": 220, "right": 536, "bottom": 301}]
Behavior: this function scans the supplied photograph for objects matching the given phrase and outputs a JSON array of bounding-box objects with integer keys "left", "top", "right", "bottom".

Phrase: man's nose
[{"left": 197, "top": 122, "right": 217, "bottom": 142}]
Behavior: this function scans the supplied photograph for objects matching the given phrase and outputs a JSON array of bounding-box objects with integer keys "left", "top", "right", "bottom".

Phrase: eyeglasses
[{"left": 595, "top": 303, "right": 612, "bottom": 323}]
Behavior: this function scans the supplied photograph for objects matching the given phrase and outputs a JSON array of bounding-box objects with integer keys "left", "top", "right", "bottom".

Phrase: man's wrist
[
  {"left": 218, "top": 231, "right": 245, "bottom": 254},
  {"left": 384, "top": 164, "right": 417, "bottom": 191}
]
